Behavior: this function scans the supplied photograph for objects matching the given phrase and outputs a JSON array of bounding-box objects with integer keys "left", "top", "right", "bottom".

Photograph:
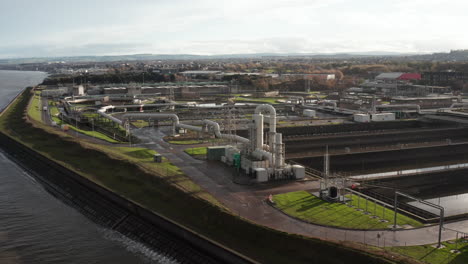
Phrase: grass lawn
[
  {"left": 235, "top": 97, "right": 280, "bottom": 104},
  {"left": 311, "top": 95, "right": 327, "bottom": 99},
  {"left": 21, "top": 93, "right": 220, "bottom": 205},
  {"left": 106, "top": 146, "right": 181, "bottom": 173},
  {"left": 47, "top": 105, "right": 120, "bottom": 144},
  {"left": 27, "top": 91, "right": 42, "bottom": 122},
  {"left": 0, "top": 88, "right": 404, "bottom": 264},
  {"left": 131, "top": 120, "right": 149, "bottom": 128},
  {"left": 273, "top": 191, "right": 423, "bottom": 230},
  {"left": 49, "top": 103, "right": 59, "bottom": 116},
  {"left": 81, "top": 112, "right": 99, "bottom": 119},
  {"left": 79, "top": 144, "right": 220, "bottom": 206},
  {"left": 168, "top": 139, "right": 204, "bottom": 145},
  {"left": 184, "top": 147, "right": 207, "bottom": 156},
  {"left": 53, "top": 116, "right": 120, "bottom": 143},
  {"left": 389, "top": 239, "right": 468, "bottom": 264}
]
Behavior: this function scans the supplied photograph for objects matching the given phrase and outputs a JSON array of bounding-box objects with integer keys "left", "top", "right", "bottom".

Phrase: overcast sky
[{"left": 0, "top": 0, "right": 467, "bottom": 58}]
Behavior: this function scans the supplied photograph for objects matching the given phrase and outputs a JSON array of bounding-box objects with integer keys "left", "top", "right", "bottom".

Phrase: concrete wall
[{"left": 0, "top": 132, "right": 255, "bottom": 264}]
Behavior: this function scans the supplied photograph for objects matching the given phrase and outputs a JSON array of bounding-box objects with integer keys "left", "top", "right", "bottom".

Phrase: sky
[{"left": 0, "top": 0, "right": 467, "bottom": 58}]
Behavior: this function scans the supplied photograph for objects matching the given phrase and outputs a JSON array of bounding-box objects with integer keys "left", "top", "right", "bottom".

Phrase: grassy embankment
[
  {"left": 27, "top": 91, "right": 42, "bottom": 122},
  {"left": 47, "top": 101, "right": 120, "bottom": 143},
  {"left": 131, "top": 120, "right": 149, "bottom": 128},
  {"left": 273, "top": 191, "right": 423, "bottom": 230},
  {"left": 184, "top": 147, "right": 207, "bottom": 156},
  {"left": 168, "top": 139, "right": 205, "bottom": 145},
  {"left": 389, "top": 240, "right": 468, "bottom": 264},
  {"left": 0, "top": 87, "right": 412, "bottom": 264},
  {"left": 216, "top": 94, "right": 281, "bottom": 104},
  {"left": 234, "top": 97, "right": 280, "bottom": 104}
]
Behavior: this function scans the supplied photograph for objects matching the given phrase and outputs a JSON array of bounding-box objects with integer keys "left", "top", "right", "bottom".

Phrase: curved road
[
  {"left": 129, "top": 127, "right": 468, "bottom": 248},
  {"left": 44, "top": 118, "right": 468, "bottom": 249}
]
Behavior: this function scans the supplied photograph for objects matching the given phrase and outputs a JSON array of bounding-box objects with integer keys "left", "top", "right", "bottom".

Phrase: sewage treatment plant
[{"left": 4, "top": 78, "right": 468, "bottom": 264}]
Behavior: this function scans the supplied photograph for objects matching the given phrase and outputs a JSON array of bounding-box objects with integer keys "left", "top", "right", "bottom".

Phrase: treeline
[
  {"left": 340, "top": 62, "right": 468, "bottom": 78},
  {"left": 224, "top": 60, "right": 468, "bottom": 79},
  {"left": 41, "top": 72, "right": 176, "bottom": 85}
]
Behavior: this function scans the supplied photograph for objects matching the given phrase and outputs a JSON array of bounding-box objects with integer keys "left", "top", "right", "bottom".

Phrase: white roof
[
  {"left": 376, "top": 72, "right": 403, "bottom": 80},
  {"left": 180, "top": 70, "right": 221, "bottom": 74}
]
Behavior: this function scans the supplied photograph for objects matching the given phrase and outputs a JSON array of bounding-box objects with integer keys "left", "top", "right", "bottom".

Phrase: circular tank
[{"left": 328, "top": 186, "right": 338, "bottom": 199}]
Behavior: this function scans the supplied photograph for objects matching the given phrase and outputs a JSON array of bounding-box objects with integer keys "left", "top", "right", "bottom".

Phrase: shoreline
[
  {"left": 0, "top": 86, "right": 401, "bottom": 264},
  {"left": 0, "top": 131, "right": 253, "bottom": 264}
]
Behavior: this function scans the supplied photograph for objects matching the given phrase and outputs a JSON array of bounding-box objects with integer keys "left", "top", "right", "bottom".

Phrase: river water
[{"left": 0, "top": 70, "right": 174, "bottom": 264}]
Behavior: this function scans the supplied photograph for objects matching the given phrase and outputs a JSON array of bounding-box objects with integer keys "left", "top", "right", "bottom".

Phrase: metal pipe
[
  {"left": 123, "top": 113, "right": 179, "bottom": 123},
  {"left": 394, "top": 191, "right": 444, "bottom": 247},
  {"left": 122, "top": 113, "right": 179, "bottom": 134},
  {"left": 289, "top": 96, "right": 305, "bottom": 106},
  {"left": 254, "top": 104, "right": 277, "bottom": 133},
  {"left": 252, "top": 149, "right": 273, "bottom": 164},
  {"left": 177, "top": 123, "right": 203, "bottom": 132},
  {"left": 320, "top": 101, "right": 337, "bottom": 111},
  {"left": 253, "top": 114, "right": 264, "bottom": 149},
  {"left": 202, "top": 119, "right": 250, "bottom": 144},
  {"left": 97, "top": 106, "right": 123, "bottom": 125},
  {"left": 112, "top": 103, "right": 180, "bottom": 109},
  {"left": 376, "top": 104, "right": 421, "bottom": 114},
  {"left": 275, "top": 133, "right": 284, "bottom": 168},
  {"left": 254, "top": 104, "right": 277, "bottom": 156},
  {"left": 450, "top": 102, "right": 468, "bottom": 109}
]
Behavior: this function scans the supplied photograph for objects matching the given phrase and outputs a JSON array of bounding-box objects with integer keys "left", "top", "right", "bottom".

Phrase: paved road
[
  {"left": 130, "top": 127, "right": 468, "bottom": 248},
  {"left": 39, "top": 121, "right": 468, "bottom": 248},
  {"left": 41, "top": 96, "right": 52, "bottom": 125}
]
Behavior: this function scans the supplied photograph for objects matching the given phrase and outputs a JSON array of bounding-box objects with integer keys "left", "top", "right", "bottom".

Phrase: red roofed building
[{"left": 397, "top": 73, "right": 421, "bottom": 81}]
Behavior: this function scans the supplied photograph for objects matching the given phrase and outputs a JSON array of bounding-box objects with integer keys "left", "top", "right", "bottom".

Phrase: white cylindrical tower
[
  {"left": 269, "top": 131, "right": 276, "bottom": 163},
  {"left": 275, "top": 133, "right": 284, "bottom": 168},
  {"left": 269, "top": 115, "right": 276, "bottom": 133},
  {"left": 253, "top": 114, "right": 264, "bottom": 150}
]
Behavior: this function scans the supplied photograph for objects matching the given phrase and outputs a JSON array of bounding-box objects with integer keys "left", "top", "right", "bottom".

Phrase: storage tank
[
  {"left": 207, "top": 146, "right": 226, "bottom": 161},
  {"left": 371, "top": 113, "right": 395, "bottom": 122},
  {"left": 328, "top": 186, "right": 338, "bottom": 199},
  {"left": 353, "top": 114, "right": 370, "bottom": 123},
  {"left": 303, "top": 109, "right": 316, "bottom": 118},
  {"left": 292, "top": 165, "right": 305, "bottom": 179},
  {"left": 255, "top": 168, "right": 268, "bottom": 182},
  {"left": 153, "top": 154, "right": 162, "bottom": 163}
]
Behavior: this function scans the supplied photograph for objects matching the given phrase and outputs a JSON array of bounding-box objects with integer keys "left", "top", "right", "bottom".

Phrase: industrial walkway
[{"left": 129, "top": 127, "right": 468, "bottom": 248}]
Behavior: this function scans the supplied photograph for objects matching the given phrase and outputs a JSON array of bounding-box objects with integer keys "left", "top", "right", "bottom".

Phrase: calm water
[
  {"left": 408, "top": 193, "right": 468, "bottom": 217},
  {"left": 0, "top": 70, "right": 174, "bottom": 264}
]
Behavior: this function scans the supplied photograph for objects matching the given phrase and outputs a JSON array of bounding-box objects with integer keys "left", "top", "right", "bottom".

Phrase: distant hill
[
  {"left": 1, "top": 50, "right": 467, "bottom": 64},
  {"left": 0, "top": 52, "right": 412, "bottom": 64},
  {"left": 403, "top": 50, "right": 468, "bottom": 61}
]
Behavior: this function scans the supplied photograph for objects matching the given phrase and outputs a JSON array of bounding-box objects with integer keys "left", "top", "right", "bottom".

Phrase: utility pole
[
  {"left": 324, "top": 145, "right": 330, "bottom": 178},
  {"left": 74, "top": 106, "right": 78, "bottom": 136},
  {"left": 393, "top": 191, "right": 398, "bottom": 229},
  {"left": 91, "top": 119, "right": 95, "bottom": 138}
]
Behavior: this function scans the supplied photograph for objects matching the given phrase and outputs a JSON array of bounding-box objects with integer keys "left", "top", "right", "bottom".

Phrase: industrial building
[
  {"left": 390, "top": 96, "right": 455, "bottom": 109},
  {"left": 279, "top": 73, "right": 335, "bottom": 81},
  {"left": 91, "top": 102, "right": 305, "bottom": 182},
  {"left": 180, "top": 70, "right": 222, "bottom": 78},
  {"left": 375, "top": 72, "right": 421, "bottom": 82},
  {"left": 422, "top": 71, "right": 468, "bottom": 85}
]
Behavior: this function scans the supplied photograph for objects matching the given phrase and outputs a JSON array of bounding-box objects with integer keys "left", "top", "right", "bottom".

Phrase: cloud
[
  {"left": 0, "top": 42, "right": 149, "bottom": 58},
  {"left": 0, "top": 0, "right": 467, "bottom": 58}
]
